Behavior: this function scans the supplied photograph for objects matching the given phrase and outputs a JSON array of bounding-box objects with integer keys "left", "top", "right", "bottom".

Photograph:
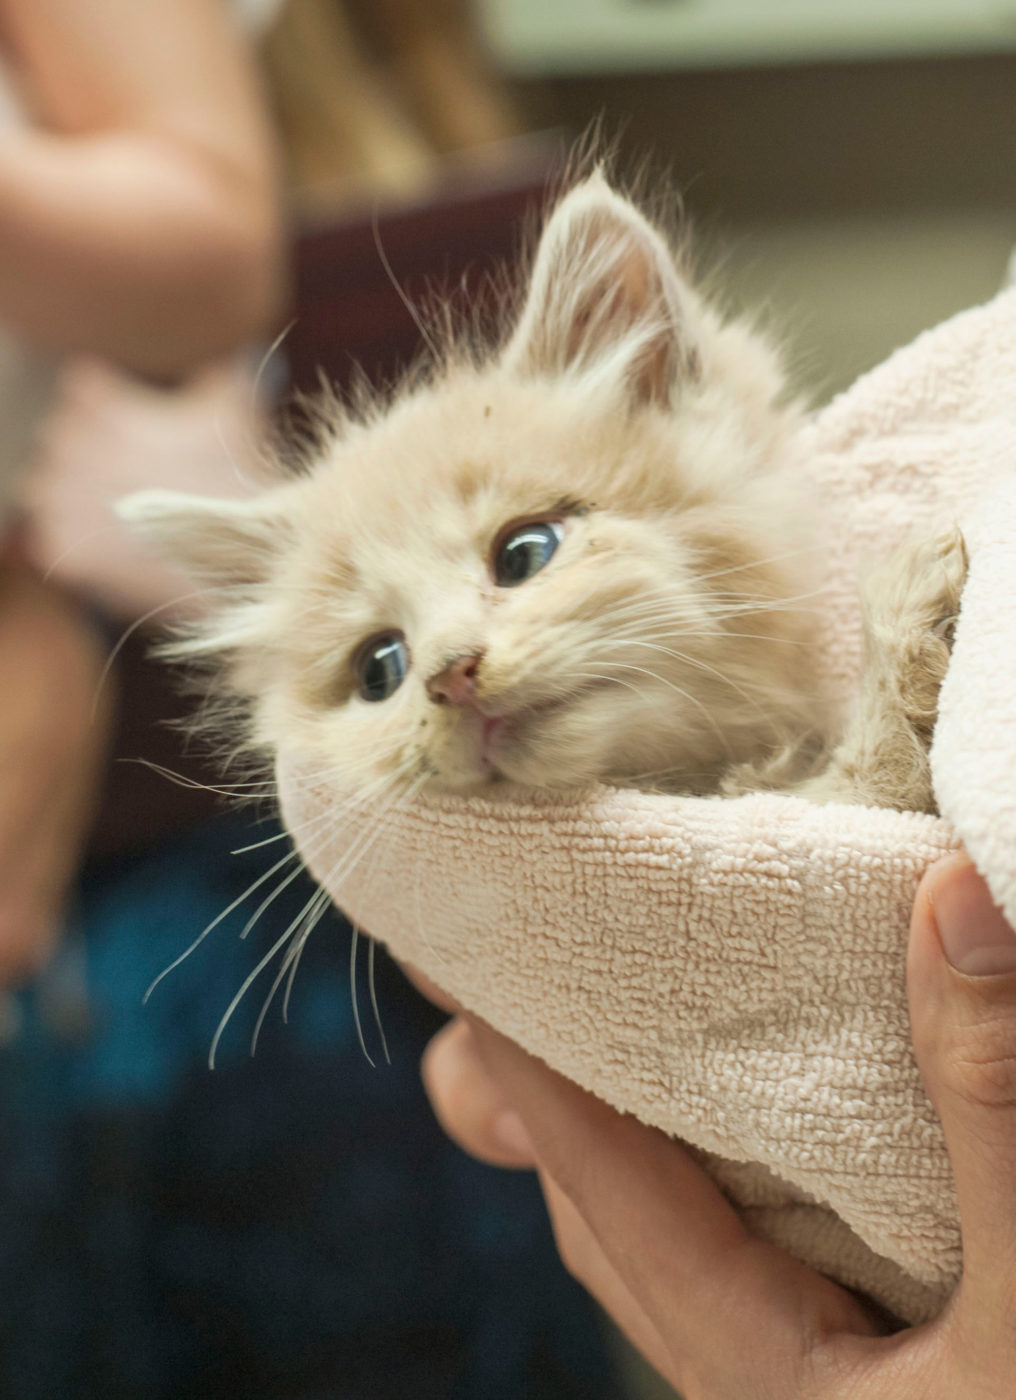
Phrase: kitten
[{"left": 119, "top": 174, "right": 965, "bottom": 814}]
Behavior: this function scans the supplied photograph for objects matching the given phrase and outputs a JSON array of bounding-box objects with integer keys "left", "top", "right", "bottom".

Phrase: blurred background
[
  {"left": 271, "top": 0, "right": 1016, "bottom": 405},
  {"left": 2, "top": 3, "right": 1015, "bottom": 1399}
]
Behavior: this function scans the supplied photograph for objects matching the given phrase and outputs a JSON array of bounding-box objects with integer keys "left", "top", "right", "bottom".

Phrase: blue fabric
[{"left": 0, "top": 816, "right": 622, "bottom": 1400}]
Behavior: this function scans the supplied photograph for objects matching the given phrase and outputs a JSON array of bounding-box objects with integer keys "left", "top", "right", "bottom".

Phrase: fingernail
[
  {"left": 492, "top": 1108, "right": 536, "bottom": 1163},
  {"left": 930, "top": 854, "right": 1016, "bottom": 976}
]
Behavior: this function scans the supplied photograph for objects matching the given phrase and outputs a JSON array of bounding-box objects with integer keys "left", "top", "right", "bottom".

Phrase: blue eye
[
  {"left": 493, "top": 521, "right": 564, "bottom": 587},
  {"left": 356, "top": 631, "right": 409, "bottom": 702}
]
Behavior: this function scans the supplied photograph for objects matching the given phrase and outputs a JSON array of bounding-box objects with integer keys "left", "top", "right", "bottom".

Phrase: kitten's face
[{"left": 123, "top": 176, "right": 822, "bottom": 796}]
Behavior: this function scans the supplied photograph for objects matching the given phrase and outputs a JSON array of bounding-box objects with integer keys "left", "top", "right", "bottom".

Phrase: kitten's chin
[
  {"left": 429, "top": 760, "right": 590, "bottom": 793},
  {"left": 426, "top": 723, "right": 601, "bottom": 792},
  {"left": 482, "top": 708, "right": 613, "bottom": 789},
  {"left": 427, "top": 689, "right": 672, "bottom": 791},
  {"left": 488, "top": 693, "right": 715, "bottom": 792},
  {"left": 426, "top": 767, "right": 504, "bottom": 795}
]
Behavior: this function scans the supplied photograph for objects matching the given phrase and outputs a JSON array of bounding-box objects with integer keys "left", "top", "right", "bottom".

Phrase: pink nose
[{"left": 426, "top": 653, "right": 483, "bottom": 706}]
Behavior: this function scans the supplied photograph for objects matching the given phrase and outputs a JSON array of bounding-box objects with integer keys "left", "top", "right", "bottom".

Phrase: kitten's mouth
[
  {"left": 476, "top": 687, "right": 601, "bottom": 771},
  {"left": 433, "top": 682, "right": 612, "bottom": 789}
]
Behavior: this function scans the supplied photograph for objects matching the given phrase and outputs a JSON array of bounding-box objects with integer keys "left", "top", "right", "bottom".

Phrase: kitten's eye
[
  {"left": 493, "top": 521, "right": 564, "bottom": 587},
  {"left": 355, "top": 631, "right": 410, "bottom": 702}
]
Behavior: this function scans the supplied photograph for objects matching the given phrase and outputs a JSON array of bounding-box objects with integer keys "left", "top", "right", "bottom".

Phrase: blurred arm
[{"left": 0, "top": 0, "right": 284, "bottom": 377}]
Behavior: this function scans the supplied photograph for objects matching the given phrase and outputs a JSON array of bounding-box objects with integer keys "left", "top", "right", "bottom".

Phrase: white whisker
[
  {"left": 237, "top": 857, "right": 316, "bottom": 942},
  {"left": 250, "top": 884, "right": 329, "bottom": 1055},
  {"left": 694, "top": 543, "right": 825, "bottom": 584},
  {"left": 143, "top": 847, "right": 299, "bottom": 1003},
  {"left": 612, "top": 637, "right": 759, "bottom": 710},
  {"left": 350, "top": 923, "right": 374, "bottom": 1068},
  {"left": 566, "top": 669, "right": 642, "bottom": 696},
  {"left": 368, "top": 938, "right": 390, "bottom": 1066},
  {"left": 594, "top": 660, "right": 734, "bottom": 757},
  {"left": 237, "top": 762, "right": 428, "bottom": 1060},
  {"left": 90, "top": 583, "right": 248, "bottom": 723},
  {"left": 119, "top": 756, "right": 277, "bottom": 800},
  {"left": 210, "top": 906, "right": 311, "bottom": 1069},
  {"left": 282, "top": 889, "right": 332, "bottom": 1023}
]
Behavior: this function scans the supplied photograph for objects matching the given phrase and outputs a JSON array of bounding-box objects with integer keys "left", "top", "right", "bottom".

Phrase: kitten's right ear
[
  {"left": 503, "top": 174, "right": 698, "bottom": 406},
  {"left": 116, "top": 488, "right": 294, "bottom": 587}
]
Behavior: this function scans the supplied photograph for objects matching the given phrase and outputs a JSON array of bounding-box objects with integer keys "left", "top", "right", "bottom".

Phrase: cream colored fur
[{"left": 121, "top": 176, "right": 960, "bottom": 813}]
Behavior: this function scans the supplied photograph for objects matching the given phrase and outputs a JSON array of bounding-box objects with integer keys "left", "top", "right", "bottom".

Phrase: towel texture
[{"left": 278, "top": 287, "right": 1016, "bottom": 1324}]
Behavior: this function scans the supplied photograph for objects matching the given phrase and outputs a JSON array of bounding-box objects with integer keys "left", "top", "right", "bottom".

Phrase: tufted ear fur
[
  {"left": 503, "top": 174, "right": 698, "bottom": 407},
  {"left": 116, "top": 488, "right": 295, "bottom": 587}
]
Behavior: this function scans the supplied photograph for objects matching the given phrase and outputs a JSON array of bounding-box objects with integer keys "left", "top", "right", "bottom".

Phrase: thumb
[{"left": 908, "top": 851, "right": 1016, "bottom": 1318}]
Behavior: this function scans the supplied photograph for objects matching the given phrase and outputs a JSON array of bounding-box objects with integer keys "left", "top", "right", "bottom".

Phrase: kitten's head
[{"left": 122, "top": 176, "right": 822, "bottom": 797}]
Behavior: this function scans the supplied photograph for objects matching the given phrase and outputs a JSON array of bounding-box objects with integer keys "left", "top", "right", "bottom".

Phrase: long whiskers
[
  {"left": 611, "top": 637, "right": 760, "bottom": 711},
  {"left": 282, "top": 892, "right": 329, "bottom": 1023},
  {"left": 249, "top": 885, "right": 331, "bottom": 1057},
  {"left": 566, "top": 668, "right": 642, "bottom": 696},
  {"left": 211, "top": 812, "right": 378, "bottom": 1067},
  {"left": 349, "top": 924, "right": 373, "bottom": 1067},
  {"left": 120, "top": 756, "right": 278, "bottom": 801},
  {"left": 143, "top": 846, "right": 299, "bottom": 1003},
  {"left": 144, "top": 765, "right": 352, "bottom": 1006},
  {"left": 327, "top": 768, "right": 427, "bottom": 1064},
  {"left": 229, "top": 762, "right": 425, "bottom": 1066},
  {"left": 209, "top": 885, "right": 327, "bottom": 1068},
  {"left": 367, "top": 937, "right": 390, "bottom": 1066},
  {"left": 590, "top": 659, "right": 736, "bottom": 757},
  {"left": 90, "top": 583, "right": 247, "bottom": 723},
  {"left": 695, "top": 542, "right": 827, "bottom": 585}
]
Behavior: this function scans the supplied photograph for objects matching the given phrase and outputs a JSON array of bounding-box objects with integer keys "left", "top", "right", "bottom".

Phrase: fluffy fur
[{"left": 119, "top": 175, "right": 963, "bottom": 814}]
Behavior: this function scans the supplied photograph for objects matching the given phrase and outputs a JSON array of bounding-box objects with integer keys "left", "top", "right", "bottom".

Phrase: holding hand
[{"left": 422, "top": 853, "right": 1016, "bottom": 1398}]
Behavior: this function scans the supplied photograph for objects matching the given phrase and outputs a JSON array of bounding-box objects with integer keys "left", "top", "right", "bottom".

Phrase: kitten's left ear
[
  {"left": 116, "top": 487, "right": 296, "bottom": 587},
  {"left": 504, "top": 174, "right": 698, "bottom": 407}
]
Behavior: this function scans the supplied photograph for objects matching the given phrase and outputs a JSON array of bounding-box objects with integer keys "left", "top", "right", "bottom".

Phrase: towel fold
[{"left": 279, "top": 286, "right": 1016, "bottom": 1323}]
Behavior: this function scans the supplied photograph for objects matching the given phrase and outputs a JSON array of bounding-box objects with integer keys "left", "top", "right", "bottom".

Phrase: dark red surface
[{"left": 287, "top": 162, "right": 553, "bottom": 396}]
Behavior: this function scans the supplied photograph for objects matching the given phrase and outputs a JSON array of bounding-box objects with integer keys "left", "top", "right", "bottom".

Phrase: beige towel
[{"left": 278, "top": 285, "right": 1016, "bottom": 1324}]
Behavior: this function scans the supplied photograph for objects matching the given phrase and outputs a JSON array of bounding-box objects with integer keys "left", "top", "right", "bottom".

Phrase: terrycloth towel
[{"left": 278, "top": 286, "right": 1016, "bottom": 1325}]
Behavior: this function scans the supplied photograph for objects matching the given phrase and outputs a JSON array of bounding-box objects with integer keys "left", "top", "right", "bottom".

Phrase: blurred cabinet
[{"left": 477, "top": 0, "right": 1016, "bottom": 73}]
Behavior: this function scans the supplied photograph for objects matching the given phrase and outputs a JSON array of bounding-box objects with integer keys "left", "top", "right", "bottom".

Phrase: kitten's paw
[
  {"left": 866, "top": 526, "right": 968, "bottom": 748},
  {"left": 928, "top": 528, "right": 969, "bottom": 650},
  {"left": 840, "top": 526, "right": 968, "bottom": 811},
  {"left": 798, "top": 527, "right": 967, "bottom": 812}
]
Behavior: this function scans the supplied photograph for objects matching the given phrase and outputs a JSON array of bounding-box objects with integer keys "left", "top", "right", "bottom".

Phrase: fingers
[
  {"left": 420, "top": 1017, "right": 682, "bottom": 1382},
  {"left": 538, "top": 1173, "right": 680, "bottom": 1388},
  {"left": 407, "top": 964, "right": 530, "bottom": 1166},
  {"left": 421, "top": 1016, "right": 536, "bottom": 1167},
  {"left": 470, "top": 1020, "right": 876, "bottom": 1389},
  {"left": 908, "top": 852, "right": 1016, "bottom": 1319}
]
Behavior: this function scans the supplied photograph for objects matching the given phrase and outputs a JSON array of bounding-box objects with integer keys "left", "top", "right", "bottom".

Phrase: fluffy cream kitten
[{"left": 120, "top": 174, "right": 965, "bottom": 814}]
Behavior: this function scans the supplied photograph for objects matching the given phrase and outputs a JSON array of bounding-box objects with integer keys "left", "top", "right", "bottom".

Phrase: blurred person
[{"left": 0, "top": 0, "right": 284, "bottom": 980}]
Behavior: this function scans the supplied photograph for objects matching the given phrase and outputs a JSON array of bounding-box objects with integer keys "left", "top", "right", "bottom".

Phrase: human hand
[
  {"left": 0, "top": 564, "right": 111, "bottom": 981},
  {"left": 421, "top": 852, "right": 1016, "bottom": 1397},
  {"left": 24, "top": 357, "right": 270, "bottom": 621}
]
